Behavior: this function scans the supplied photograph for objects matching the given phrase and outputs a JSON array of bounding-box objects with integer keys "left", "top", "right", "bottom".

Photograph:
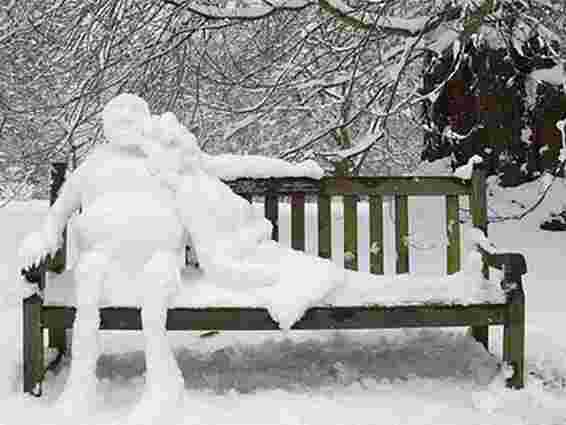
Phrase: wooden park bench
[{"left": 22, "top": 162, "right": 527, "bottom": 396}]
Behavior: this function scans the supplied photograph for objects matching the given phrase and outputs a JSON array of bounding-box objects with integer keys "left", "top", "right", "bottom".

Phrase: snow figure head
[
  {"left": 156, "top": 112, "right": 180, "bottom": 147},
  {"left": 159, "top": 112, "right": 200, "bottom": 155},
  {"left": 102, "top": 93, "right": 151, "bottom": 147},
  {"left": 151, "top": 111, "right": 202, "bottom": 174}
]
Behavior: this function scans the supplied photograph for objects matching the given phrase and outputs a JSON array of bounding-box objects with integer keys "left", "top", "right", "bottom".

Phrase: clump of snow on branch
[
  {"left": 526, "top": 63, "right": 566, "bottom": 110},
  {"left": 453, "top": 155, "right": 483, "bottom": 180},
  {"left": 539, "top": 172, "right": 555, "bottom": 193},
  {"left": 427, "top": 24, "right": 460, "bottom": 55},
  {"left": 530, "top": 62, "right": 566, "bottom": 88},
  {"left": 316, "top": 131, "right": 383, "bottom": 161}
]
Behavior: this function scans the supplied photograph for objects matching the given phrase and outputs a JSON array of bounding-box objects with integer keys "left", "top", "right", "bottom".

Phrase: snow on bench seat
[{"left": 44, "top": 264, "right": 506, "bottom": 312}]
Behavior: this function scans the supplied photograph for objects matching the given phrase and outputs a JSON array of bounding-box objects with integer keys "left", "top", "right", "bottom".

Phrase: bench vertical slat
[
  {"left": 369, "top": 195, "right": 384, "bottom": 275},
  {"left": 343, "top": 195, "right": 358, "bottom": 271},
  {"left": 395, "top": 195, "right": 409, "bottom": 274},
  {"left": 291, "top": 193, "right": 305, "bottom": 251},
  {"left": 48, "top": 162, "right": 68, "bottom": 353},
  {"left": 470, "top": 164, "right": 489, "bottom": 350},
  {"left": 264, "top": 195, "right": 279, "bottom": 242},
  {"left": 445, "top": 195, "right": 461, "bottom": 274},
  {"left": 470, "top": 164, "right": 489, "bottom": 349},
  {"left": 318, "top": 195, "right": 332, "bottom": 260},
  {"left": 48, "top": 162, "right": 67, "bottom": 273},
  {"left": 471, "top": 164, "right": 489, "bottom": 275}
]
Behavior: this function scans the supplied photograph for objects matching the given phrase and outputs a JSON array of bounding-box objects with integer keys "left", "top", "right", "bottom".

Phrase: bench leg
[
  {"left": 471, "top": 326, "right": 489, "bottom": 351},
  {"left": 23, "top": 294, "right": 44, "bottom": 396},
  {"left": 503, "top": 297, "right": 525, "bottom": 389}
]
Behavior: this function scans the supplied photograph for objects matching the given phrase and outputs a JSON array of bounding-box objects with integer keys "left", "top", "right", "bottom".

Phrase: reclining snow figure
[
  {"left": 144, "top": 111, "right": 345, "bottom": 328},
  {"left": 19, "top": 93, "right": 344, "bottom": 418}
]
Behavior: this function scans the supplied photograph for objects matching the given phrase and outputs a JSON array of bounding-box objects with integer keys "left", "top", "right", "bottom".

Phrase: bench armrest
[
  {"left": 475, "top": 245, "right": 527, "bottom": 296},
  {"left": 487, "top": 252, "right": 527, "bottom": 295},
  {"left": 485, "top": 253, "right": 527, "bottom": 280}
]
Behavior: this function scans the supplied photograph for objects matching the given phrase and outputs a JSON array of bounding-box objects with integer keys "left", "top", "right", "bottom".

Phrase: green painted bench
[{"left": 22, "top": 162, "right": 527, "bottom": 396}]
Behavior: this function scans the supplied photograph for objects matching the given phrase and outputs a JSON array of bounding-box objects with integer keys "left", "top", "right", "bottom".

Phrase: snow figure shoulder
[{"left": 140, "top": 111, "right": 275, "bottom": 288}]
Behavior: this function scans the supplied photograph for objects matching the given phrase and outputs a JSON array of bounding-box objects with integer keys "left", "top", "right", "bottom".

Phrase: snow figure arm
[
  {"left": 230, "top": 216, "right": 273, "bottom": 257},
  {"left": 175, "top": 171, "right": 278, "bottom": 288},
  {"left": 200, "top": 153, "right": 324, "bottom": 180},
  {"left": 19, "top": 167, "right": 83, "bottom": 267}
]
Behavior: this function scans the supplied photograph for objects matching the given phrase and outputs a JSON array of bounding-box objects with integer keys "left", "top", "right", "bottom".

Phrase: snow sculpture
[
  {"left": 20, "top": 93, "right": 344, "bottom": 418},
  {"left": 20, "top": 94, "right": 186, "bottom": 418}
]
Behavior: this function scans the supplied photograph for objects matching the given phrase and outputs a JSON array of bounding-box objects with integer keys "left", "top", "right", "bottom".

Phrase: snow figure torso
[{"left": 71, "top": 145, "right": 186, "bottom": 267}]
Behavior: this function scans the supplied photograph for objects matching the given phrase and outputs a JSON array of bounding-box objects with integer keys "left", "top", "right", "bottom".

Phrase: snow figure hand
[{"left": 18, "top": 230, "right": 58, "bottom": 268}]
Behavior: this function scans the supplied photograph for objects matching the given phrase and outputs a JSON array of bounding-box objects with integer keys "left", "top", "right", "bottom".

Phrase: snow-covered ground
[{"left": 1, "top": 176, "right": 566, "bottom": 425}]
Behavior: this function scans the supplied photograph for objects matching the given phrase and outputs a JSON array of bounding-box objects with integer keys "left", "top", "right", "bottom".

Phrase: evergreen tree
[{"left": 421, "top": 1, "right": 565, "bottom": 187}]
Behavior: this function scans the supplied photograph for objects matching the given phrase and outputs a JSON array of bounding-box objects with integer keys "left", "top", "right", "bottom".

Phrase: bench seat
[
  {"left": 22, "top": 164, "right": 527, "bottom": 395},
  {"left": 42, "top": 266, "right": 506, "bottom": 311}
]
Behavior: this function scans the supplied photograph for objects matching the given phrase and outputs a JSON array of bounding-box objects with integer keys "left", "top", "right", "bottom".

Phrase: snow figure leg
[
  {"left": 56, "top": 249, "right": 107, "bottom": 416},
  {"left": 126, "top": 250, "right": 184, "bottom": 425}
]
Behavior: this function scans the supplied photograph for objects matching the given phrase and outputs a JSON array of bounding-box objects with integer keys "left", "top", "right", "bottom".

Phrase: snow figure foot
[{"left": 55, "top": 249, "right": 107, "bottom": 419}]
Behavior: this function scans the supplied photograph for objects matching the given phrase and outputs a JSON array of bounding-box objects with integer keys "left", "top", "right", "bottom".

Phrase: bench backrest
[{"left": 48, "top": 162, "right": 488, "bottom": 276}]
